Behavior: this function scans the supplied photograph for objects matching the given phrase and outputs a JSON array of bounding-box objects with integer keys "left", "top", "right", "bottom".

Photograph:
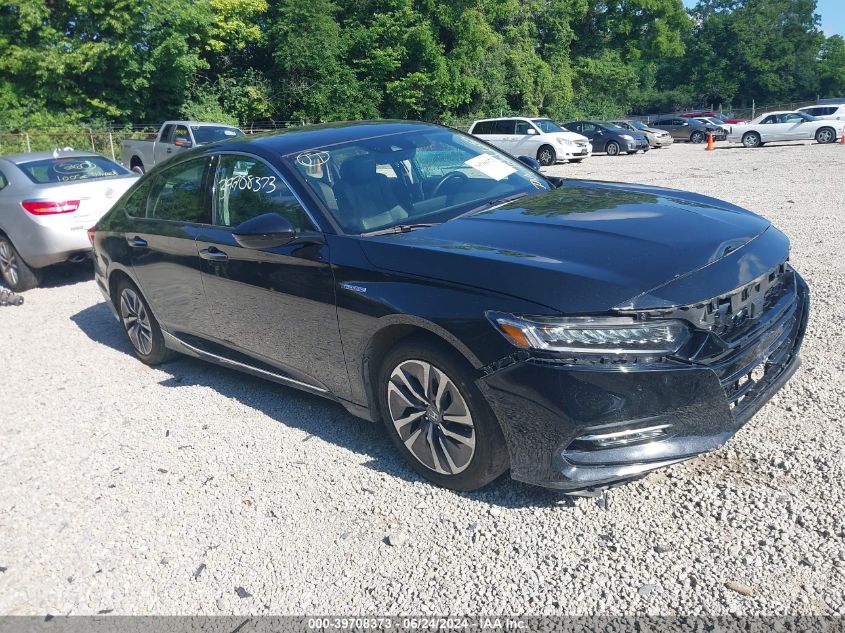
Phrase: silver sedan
[{"left": 0, "top": 150, "right": 138, "bottom": 291}]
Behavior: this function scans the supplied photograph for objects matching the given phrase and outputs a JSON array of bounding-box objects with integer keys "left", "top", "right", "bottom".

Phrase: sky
[{"left": 681, "top": 0, "right": 844, "bottom": 36}]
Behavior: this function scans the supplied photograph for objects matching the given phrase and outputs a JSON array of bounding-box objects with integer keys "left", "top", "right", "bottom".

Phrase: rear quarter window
[{"left": 17, "top": 157, "right": 130, "bottom": 184}]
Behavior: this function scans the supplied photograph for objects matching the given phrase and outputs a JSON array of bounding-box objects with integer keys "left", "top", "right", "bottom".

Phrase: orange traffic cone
[
  {"left": 706, "top": 132, "right": 715, "bottom": 151},
  {"left": 840, "top": 131, "right": 845, "bottom": 145}
]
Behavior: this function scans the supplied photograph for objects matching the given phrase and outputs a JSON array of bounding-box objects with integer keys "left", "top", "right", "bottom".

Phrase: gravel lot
[{"left": 1, "top": 141, "right": 843, "bottom": 617}]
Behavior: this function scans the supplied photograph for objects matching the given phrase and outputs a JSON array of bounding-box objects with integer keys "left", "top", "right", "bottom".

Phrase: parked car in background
[
  {"left": 650, "top": 117, "right": 726, "bottom": 143},
  {"left": 563, "top": 121, "right": 649, "bottom": 156},
  {"left": 726, "top": 111, "right": 844, "bottom": 148},
  {"left": 693, "top": 117, "right": 730, "bottom": 135},
  {"left": 608, "top": 119, "right": 674, "bottom": 148},
  {"left": 681, "top": 111, "right": 749, "bottom": 125},
  {"left": 798, "top": 104, "right": 845, "bottom": 121},
  {"left": 91, "top": 120, "right": 808, "bottom": 493},
  {"left": 468, "top": 117, "right": 591, "bottom": 166},
  {"left": 0, "top": 150, "right": 137, "bottom": 291},
  {"left": 121, "top": 121, "right": 244, "bottom": 174}
]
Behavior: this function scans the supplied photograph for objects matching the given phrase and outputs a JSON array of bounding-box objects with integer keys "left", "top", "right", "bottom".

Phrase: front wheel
[
  {"left": 536, "top": 145, "right": 556, "bottom": 166},
  {"left": 116, "top": 278, "right": 175, "bottom": 365},
  {"left": 605, "top": 141, "right": 620, "bottom": 156},
  {"left": 816, "top": 127, "right": 836, "bottom": 144},
  {"left": 0, "top": 236, "right": 41, "bottom": 292},
  {"left": 378, "top": 338, "right": 509, "bottom": 491},
  {"left": 690, "top": 131, "right": 706, "bottom": 144},
  {"left": 742, "top": 132, "right": 762, "bottom": 148}
]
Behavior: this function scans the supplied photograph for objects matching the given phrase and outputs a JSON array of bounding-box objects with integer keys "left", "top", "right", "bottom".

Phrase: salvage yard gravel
[{"left": 0, "top": 141, "right": 843, "bottom": 616}]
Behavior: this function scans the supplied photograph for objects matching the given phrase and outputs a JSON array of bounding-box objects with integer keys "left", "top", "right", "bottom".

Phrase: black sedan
[
  {"left": 563, "top": 121, "right": 650, "bottom": 155},
  {"left": 91, "top": 121, "right": 808, "bottom": 493}
]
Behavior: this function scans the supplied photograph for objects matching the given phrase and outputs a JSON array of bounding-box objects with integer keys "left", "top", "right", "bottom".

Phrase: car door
[
  {"left": 780, "top": 113, "right": 810, "bottom": 140},
  {"left": 511, "top": 120, "right": 541, "bottom": 157},
  {"left": 125, "top": 155, "right": 216, "bottom": 337},
  {"left": 756, "top": 114, "right": 789, "bottom": 142},
  {"left": 154, "top": 125, "right": 176, "bottom": 165},
  {"left": 194, "top": 152, "right": 347, "bottom": 396},
  {"left": 579, "top": 122, "right": 602, "bottom": 150},
  {"left": 489, "top": 119, "right": 518, "bottom": 155}
]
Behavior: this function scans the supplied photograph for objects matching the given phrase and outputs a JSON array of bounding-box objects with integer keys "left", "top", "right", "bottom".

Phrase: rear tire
[
  {"left": 115, "top": 278, "right": 176, "bottom": 365},
  {"left": 130, "top": 160, "right": 145, "bottom": 175},
  {"left": 816, "top": 127, "right": 836, "bottom": 144},
  {"left": 0, "top": 236, "right": 41, "bottom": 292},
  {"left": 536, "top": 145, "right": 556, "bottom": 166},
  {"left": 377, "top": 337, "right": 509, "bottom": 491}
]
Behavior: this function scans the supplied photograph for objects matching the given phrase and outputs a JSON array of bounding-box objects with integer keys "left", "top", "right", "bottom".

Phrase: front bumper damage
[{"left": 478, "top": 265, "right": 809, "bottom": 492}]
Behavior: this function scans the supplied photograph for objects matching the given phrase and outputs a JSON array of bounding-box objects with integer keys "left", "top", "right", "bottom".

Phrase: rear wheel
[
  {"left": 742, "top": 132, "right": 762, "bottom": 148},
  {"left": 816, "top": 127, "right": 836, "bottom": 144},
  {"left": 116, "top": 278, "right": 175, "bottom": 365},
  {"left": 378, "top": 338, "right": 509, "bottom": 491},
  {"left": 130, "top": 159, "right": 145, "bottom": 175},
  {"left": 0, "top": 236, "right": 41, "bottom": 292},
  {"left": 605, "top": 141, "right": 620, "bottom": 156}
]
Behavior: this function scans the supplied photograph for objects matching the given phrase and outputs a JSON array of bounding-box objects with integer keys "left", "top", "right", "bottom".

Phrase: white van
[
  {"left": 468, "top": 117, "right": 592, "bottom": 166},
  {"left": 798, "top": 104, "right": 845, "bottom": 121}
]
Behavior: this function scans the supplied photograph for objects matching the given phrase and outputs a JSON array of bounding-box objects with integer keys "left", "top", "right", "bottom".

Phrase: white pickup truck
[{"left": 121, "top": 120, "right": 243, "bottom": 174}]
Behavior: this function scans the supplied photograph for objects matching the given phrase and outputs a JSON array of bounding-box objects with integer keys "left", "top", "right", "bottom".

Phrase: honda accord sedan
[{"left": 91, "top": 121, "right": 809, "bottom": 493}]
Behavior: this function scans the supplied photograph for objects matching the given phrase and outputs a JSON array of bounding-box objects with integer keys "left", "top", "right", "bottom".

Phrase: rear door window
[
  {"left": 471, "top": 121, "right": 494, "bottom": 135},
  {"left": 493, "top": 120, "right": 515, "bottom": 134},
  {"left": 146, "top": 157, "right": 211, "bottom": 223}
]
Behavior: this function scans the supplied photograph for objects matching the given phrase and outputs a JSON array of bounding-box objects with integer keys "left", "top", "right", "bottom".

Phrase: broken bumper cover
[{"left": 478, "top": 271, "right": 809, "bottom": 491}]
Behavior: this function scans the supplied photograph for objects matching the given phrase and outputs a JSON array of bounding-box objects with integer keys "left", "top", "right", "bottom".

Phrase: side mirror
[
  {"left": 516, "top": 155, "right": 541, "bottom": 170},
  {"left": 526, "top": 128, "right": 538, "bottom": 135},
  {"left": 232, "top": 213, "right": 296, "bottom": 249},
  {"left": 173, "top": 138, "right": 192, "bottom": 148}
]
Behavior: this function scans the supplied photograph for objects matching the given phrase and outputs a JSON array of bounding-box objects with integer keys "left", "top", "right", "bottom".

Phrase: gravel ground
[{"left": 1, "top": 141, "right": 844, "bottom": 617}]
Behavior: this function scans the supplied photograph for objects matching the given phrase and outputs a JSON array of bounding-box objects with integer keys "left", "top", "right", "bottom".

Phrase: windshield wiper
[
  {"left": 463, "top": 192, "right": 530, "bottom": 216},
  {"left": 361, "top": 223, "right": 437, "bottom": 237}
]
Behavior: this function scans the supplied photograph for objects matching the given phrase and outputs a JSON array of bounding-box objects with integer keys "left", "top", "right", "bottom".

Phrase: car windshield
[
  {"left": 628, "top": 120, "right": 648, "bottom": 130},
  {"left": 531, "top": 119, "right": 564, "bottom": 133},
  {"left": 17, "top": 156, "right": 130, "bottom": 184},
  {"left": 191, "top": 126, "right": 243, "bottom": 144},
  {"left": 286, "top": 127, "right": 552, "bottom": 234}
]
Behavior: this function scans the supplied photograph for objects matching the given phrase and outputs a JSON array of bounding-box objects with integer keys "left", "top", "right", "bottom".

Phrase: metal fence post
[
  {"left": 25, "top": 133, "right": 31, "bottom": 152},
  {"left": 108, "top": 133, "right": 116, "bottom": 160},
  {"left": 89, "top": 128, "right": 96, "bottom": 152}
]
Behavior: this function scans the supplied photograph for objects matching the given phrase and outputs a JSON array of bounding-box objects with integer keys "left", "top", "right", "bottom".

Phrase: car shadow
[
  {"left": 40, "top": 262, "right": 94, "bottom": 289},
  {"left": 70, "top": 301, "right": 578, "bottom": 510}
]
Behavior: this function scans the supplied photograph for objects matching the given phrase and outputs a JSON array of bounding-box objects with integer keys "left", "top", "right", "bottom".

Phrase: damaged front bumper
[{"left": 477, "top": 267, "right": 809, "bottom": 492}]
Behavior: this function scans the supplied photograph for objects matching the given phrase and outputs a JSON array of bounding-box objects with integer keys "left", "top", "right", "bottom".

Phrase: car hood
[
  {"left": 360, "top": 180, "right": 776, "bottom": 314},
  {"left": 550, "top": 131, "right": 589, "bottom": 143}
]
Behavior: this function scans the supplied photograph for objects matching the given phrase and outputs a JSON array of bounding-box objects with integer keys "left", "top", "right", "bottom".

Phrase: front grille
[{"left": 637, "top": 262, "right": 807, "bottom": 419}]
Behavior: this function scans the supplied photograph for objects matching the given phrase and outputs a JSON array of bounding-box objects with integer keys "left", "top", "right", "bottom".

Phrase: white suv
[
  {"left": 798, "top": 104, "right": 845, "bottom": 121},
  {"left": 468, "top": 117, "right": 592, "bottom": 166}
]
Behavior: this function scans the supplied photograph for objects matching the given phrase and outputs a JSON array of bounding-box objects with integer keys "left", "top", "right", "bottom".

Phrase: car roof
[
  {"left": 171, "top": 121, "right": 241, "bottom": 127},
  {"left": 190, "top": 120, "right": 450, "bottom": 156},
  {"left": 799, "top": 104, "right": 845, "bottom": 109},
  {"left": 1, "top": 150, "right": 106, "bottom": 165},
  {"left": 471, "top": 116, "right": 536, "bottom": 123}
]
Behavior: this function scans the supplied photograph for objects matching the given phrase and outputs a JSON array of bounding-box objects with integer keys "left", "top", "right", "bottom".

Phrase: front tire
[
  {"left": 378, "top": 338, "right": 509, "bottom": 491},
  {"left": 116, "top": 278, "right": 175, "bottom": 365},
  {"left": 605, "top": 141, "right": 620, "bottom": 156},
  {"left": 816, "top": 127, "right": 836, "bottom": 144},
  {"left": 536, "top": 145, "right": 556, "bottom": 166},
  {"left": 0, "top": 236, "right": 41, "bottom": 292},
  {"left": 742, "top": 132, "right": 762, "bottom": 148},
  {"left": 690, "top": 131, "right": 706, "bottom": 144}
]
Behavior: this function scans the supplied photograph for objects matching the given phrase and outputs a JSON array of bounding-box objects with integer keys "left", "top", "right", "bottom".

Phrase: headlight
[
  {"left": 488, "top": 312, "right": 690, "bottom": 354},
  {"left": 556, "top": 137, "right": 573, "bottom": 145},
  {"left": 620, "top": 134, "right": 634, "bottom": 141}
]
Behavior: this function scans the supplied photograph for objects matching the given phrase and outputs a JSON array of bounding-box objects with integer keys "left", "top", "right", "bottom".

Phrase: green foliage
[{"left": 0, "top": 0, "right": 843, "bottom": 128}]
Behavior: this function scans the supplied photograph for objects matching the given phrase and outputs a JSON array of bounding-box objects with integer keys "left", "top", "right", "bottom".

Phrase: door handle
[
  {"left": 166, "top": 148, "right": 172, "bottom": 154},
  {"left": 199, "top": 247, "right": 228, "bottom": 262},
  {"left": 126, "top": 236, "right": 147, "bottom": 248}
]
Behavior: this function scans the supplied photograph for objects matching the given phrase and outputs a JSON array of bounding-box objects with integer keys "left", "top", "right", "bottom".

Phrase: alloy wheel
[
  {"left": 691, "top": 131, "right": 705, "bottom": 144},
  {"left": 817, "top": 129, "right": 834, "bottom": 144},
  {"left": 120, "top": 287, "right": 154, "bottom": 355},
  {"left": 386, "top": 359, "right": 476, "bottom": 475},
  {"left": 0, "top": 241, "right": 19, "bottom": 287},
  {"left": 538, "top": 148, "right": 553, "bottom": 165}
]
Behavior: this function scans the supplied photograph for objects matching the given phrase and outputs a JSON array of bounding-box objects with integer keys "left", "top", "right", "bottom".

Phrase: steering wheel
[{"left": 432, "top": 171, "right": 469, "bottom": 197}]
